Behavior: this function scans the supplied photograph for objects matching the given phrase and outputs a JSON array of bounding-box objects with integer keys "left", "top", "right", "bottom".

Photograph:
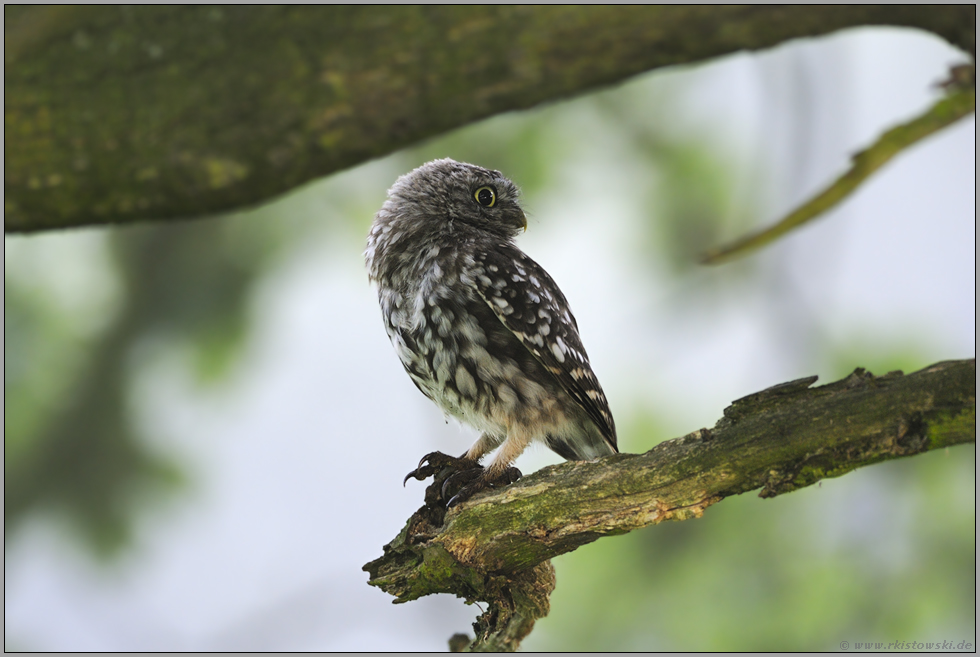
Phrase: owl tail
[{"left": 545, "top": 428, "right": 618, "bottom": 461}]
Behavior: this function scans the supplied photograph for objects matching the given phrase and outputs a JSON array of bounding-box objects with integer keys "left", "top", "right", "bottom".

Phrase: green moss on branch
[
  {"left": 5, "top": 5, "right": 975, "bottom": 232},
  {"left": 364, "top": 359, "right": 975, "bottom": 651}
]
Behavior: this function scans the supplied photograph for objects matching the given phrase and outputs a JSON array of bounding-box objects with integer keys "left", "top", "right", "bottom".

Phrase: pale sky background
[{"left": 4, "top": 27, "right": 975, "bottom": 650}]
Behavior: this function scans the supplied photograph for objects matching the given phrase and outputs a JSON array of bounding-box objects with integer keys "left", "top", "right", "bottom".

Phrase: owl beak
[{"left": 520, "top": 212, "right": 528, "bottom": 232}]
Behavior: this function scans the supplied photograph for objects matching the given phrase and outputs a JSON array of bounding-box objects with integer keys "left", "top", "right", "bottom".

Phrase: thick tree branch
[
  {"left": 5, "top": 5, "right": 975, "bottom": 232},
  {"left": 364, "top": 359, "right": 975, "bottom": 651}
]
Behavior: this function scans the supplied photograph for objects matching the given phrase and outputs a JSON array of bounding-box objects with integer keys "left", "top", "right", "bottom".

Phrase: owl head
[{"left": 381, "top": 158, "right": 527, "bottom": 240}]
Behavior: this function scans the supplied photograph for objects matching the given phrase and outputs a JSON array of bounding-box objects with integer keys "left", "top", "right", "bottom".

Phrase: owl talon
[
  {"left": 445, "top": 466, "right": 523, "bottom": 507},
  {"left": 403, "top": 451, "right": 475, "bottom": 486},
  {"left": 441, "top": 467, "right": 484, "bottom": 500}
]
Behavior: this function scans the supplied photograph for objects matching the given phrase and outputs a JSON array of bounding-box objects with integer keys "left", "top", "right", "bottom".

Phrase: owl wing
[{"left": 471, "top": 246, "right": 617, "bottom": 450}]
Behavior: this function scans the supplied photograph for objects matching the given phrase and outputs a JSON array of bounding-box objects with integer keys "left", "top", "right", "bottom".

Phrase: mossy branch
[
  {"left": 5, "top": 5, "right": 975, "bottom": 232},
  {"left": 364, "top": 359, "right": 975, "bottom": 652},
  {"left": 701, "top": 81, "right": 976, "bottom": 265}
]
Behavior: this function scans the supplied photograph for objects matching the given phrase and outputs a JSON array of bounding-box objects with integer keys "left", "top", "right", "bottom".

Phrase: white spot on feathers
[{"left": 551, "top": 342, "right": 566, "bottom": 363}]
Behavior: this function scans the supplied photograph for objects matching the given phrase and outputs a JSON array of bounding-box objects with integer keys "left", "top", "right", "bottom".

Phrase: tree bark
[
  {"left": 5, "top": 5, "right": 975, "bottom": 232},
  {"left": 363, "top": 359, "right": 975, "bottom": 652}
]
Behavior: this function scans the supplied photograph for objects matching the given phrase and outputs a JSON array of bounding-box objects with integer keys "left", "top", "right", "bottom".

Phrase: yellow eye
[{"left": 474, "top": 186, "right": 496, "bottom": 208}]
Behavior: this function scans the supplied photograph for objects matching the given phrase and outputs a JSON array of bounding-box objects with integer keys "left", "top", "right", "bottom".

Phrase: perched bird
[{"left": 365, "top": 158, "right": 617, "bottom": 505}]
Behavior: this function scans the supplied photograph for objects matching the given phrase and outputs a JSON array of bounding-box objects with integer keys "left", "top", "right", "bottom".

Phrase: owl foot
[
  {"left": 404, "top": 452, "right": 521, "bottom": 509},
  {"left": 440, "top": 466, "right": 484, "bottom": 500},
  {"left": 403, "top": 451, "right": 476, "bottom": 486},
  {"left": 445, "top": 466, "right": 522, "bottom": 508}
]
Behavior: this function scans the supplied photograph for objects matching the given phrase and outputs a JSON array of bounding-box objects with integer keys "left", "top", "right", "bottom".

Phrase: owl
[{"left": 365, "top": 158, "right": 617, "bottom": 505}]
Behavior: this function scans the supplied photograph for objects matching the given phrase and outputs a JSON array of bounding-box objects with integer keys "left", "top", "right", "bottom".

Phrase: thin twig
[{"left": 701, "top": 86, "right": 975, "bottom": 265}]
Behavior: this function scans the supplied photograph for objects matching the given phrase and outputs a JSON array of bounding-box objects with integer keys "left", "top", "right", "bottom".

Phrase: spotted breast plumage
[{"left": 365, "top": 158, "right": 617, "bottom": 505}]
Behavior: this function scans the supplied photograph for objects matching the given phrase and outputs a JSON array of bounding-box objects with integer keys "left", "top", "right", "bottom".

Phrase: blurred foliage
[
  {"left": 5, "top": 217, "right": 277, "bottom": 554},
  {"left": 593, "top": 81, "right": 761, "bottom": 274},
  {"left": 3, "top": 129, "right": 397, "bottom": 554},
  {"left": 825, "top": 338, "right": 944, "bottom": 382}
]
